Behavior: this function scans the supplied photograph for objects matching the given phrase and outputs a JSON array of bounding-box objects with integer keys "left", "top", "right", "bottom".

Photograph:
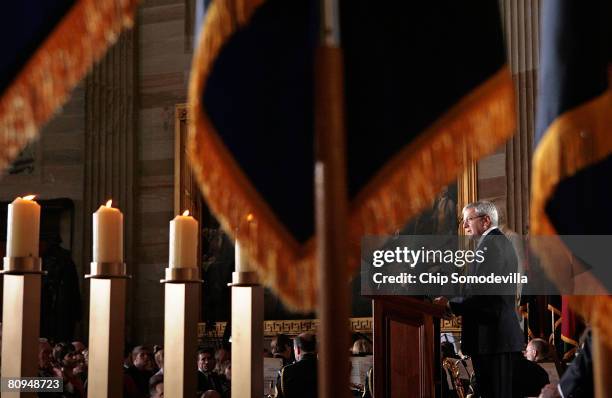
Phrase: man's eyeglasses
[{"left": 462, "top": 215, "right": 486, "bottom": 224}]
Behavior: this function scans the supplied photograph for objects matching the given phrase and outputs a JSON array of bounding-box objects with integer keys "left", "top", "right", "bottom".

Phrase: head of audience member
[
  {"left": 271, "top": 334, "right": 293, "bottom": 360},
  {"left": 132, "top": 346, "right": 153, "bottom": 371},
  {"left": 293, "top": 333, "right": 316, "bottom": 361},
  {"left": 215, "top": 347, "right": 229, "bottom": 363},
  {"left": 201, "top": 390, "right": 221, "bottom": 398},
  {"left": 72, "top": 341, "right": 86, "bottom": 354},
  {"left": 198, "top": 348, "right": 216, "bottom": 374},
  {"left": 54, "top": 343, "right": 78, "bottom": 371},
  {"left": 525, "top": 338, "right": 550, "bottom": 362},
  {"left": 214, "top": 347, "right": 230, "bottom": 374},
  {"left": 71, "top": 341, "right": 86, "bottom": 369},
  {"left": 462, "top": 201, "right": 498, "bottom": 238},
  {"left": 154, "top": 348, "right": 164, "bottom": 370},
  {"left": 224, "top": 364, "right": 231, "bottom": 381},
  {"left": 150, "top": 378, "right": 164, "bottom": 398},
  {"left": 39, "top": 339, "right": 53, "bottom": 370},
  {"left": 351, "top": 338, "right": 372, "bottom": 356}
]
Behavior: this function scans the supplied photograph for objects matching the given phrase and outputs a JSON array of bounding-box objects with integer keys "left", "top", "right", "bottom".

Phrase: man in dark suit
[
  {"left": 275, "top": 332, "right": 318, "bottom": 398},
  {"left": 436, "top": 201, "right": 524, "bottom": 397},
  {"left": 539, "top": 329, "right": 593, "bottom": 398},
  {"left": 197, "top": 348, "right": 226, "bottom": 396}
]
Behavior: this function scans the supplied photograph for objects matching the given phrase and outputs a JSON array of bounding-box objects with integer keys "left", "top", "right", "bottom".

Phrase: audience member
[
  {"left": 362, "top": 366, "right": 373, "bottom": 398},
  {"left": 70, "top": 342, "right": 87, "bottom": 384},
  {"left": 72, "top": 341, "right": 86, "bottom": 354},
  {"left": 154, "top": 348, "right": 164, "bottom": 375},
  {"left": 224, "top": 363, "right": 231, "bottom": 381},
  {"left": 275, "top": 332, "right": 318, "bottom": 398},
  {"left": 351, "top": 339, "right": 372, "bottom": 356},
  {"left": 39, "top": 339, "right": 55, "bottom": 377},
  {"left": 526, "top": 338, "right": 551, "bottom": 362},
  {"left": 214, "top": 347, "right": 229, "bottom": 368},
  {"left": 197, "top": 348, "right": 224, "bottom": 395},
  {"left": 150, "top": 377, "right": 164, "bottom": 398},
  {"left": 125, "top": 345, "right": 154, "bottom": 398},
  {"left": 201, "top": 390, "right": 222, "bottom": 398},
  {"left": 271, "top": 334, "right": 293, "bottom": 366},
  {"left": 538, "top": 329, "right": 593, "bottom": 398},
  {"left": 221, "top": 363, "right": 231, "bottom": 397},
  {"left": 512, "top": 355, "right": 550, "bottom": 397},
  {"left": 53, "top": 342, "right": 85, "bottom": 397}
]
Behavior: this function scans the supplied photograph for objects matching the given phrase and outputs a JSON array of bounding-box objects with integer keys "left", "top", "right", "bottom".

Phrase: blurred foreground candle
[
  {"left": 6, "top": 195, "right": 41, "bottom": 257},
  {"left": 93, "top": 200, "right": 123, "bottom": 263},
  {"left": 235, "top": 240, "right": 253, "bottom": 272},
  {"left": 169, "top": 210, "right": 198, "bottom": 268}
]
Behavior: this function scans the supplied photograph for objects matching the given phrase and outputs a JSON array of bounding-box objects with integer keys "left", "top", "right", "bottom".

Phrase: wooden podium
[{"left": 371, "top": 296, "right": 445, "bottom": 398}]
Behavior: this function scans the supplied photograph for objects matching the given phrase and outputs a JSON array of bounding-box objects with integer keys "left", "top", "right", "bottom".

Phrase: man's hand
[{"left": 538, "top": 383, "right": 561, "bottom": 398}]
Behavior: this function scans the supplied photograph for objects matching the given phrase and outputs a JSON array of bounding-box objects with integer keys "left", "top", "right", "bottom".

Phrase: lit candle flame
[
  {"left": 106, "top": 199, "right": 112, "bottom": 207},
  {"left": 183, "top": 210, "right": 190, "bottom": 216},
  {"left": 22, "top": 195, "right": 36, "bottom": 201},
  {"left": 246, "top": 213, "right": 254, "bottom": 222}
]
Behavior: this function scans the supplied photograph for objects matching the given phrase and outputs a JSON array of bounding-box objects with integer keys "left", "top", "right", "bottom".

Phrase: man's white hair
[{"left": 463, "top": 200, "right": 499, "bottom": 227}]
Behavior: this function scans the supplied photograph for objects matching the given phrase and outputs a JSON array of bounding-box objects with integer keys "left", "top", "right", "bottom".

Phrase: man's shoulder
[
  {"left": 482, "top": 228, "right": 514, "bottom": 251},
  {"left": 488, "top": 227, "right": 503, "bottom": 235},
  {"left": 281, "top": 356, "right": 317, "bottom": 375},
  {"left": 483, "top": 227, "right": 507, "bottom": 241}
]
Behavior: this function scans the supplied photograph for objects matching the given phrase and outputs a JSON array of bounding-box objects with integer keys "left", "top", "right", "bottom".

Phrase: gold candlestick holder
[
  {"left": 1, "top": 256, "right": 43, "bottom": 274},
  {"left": 161, "top": 266, "right": 202, "bottom": 398},
  {"left": 1, "top": 256, "right": 44, "bottom": 397},
  {"left": 228, "top": 270, "right": 259, "bottom": 286},
  {"left": 86, "top": 262, "right": 129, "bottom": 398},
  {"left": 228, "top": 271, "right": 263, "bottom": 398},
  {"left": 160, "top": 266, "right": 202, "bottom": 283}
]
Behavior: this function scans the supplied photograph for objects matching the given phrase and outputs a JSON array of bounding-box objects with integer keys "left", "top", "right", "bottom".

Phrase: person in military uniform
[{"left": 275, "top": 333, "right": 318, "bottom": 398}]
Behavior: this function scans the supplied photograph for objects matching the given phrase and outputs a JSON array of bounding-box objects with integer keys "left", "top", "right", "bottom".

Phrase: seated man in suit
[
  {"left": 538, "top": 329, "right": 593, "bottom": 398},
  {"left": 526, "top": 338, "right": 551, "bottom": 363},
  {"left": 435, "top": 201, "right": 525, "bottom": 398},
  {"left": 513, "top": 346, "right": 550, "bottom": 396},
  {"left": 275, "top": 333, "right": 318, "bottom": 398},
  {"left": 197, "top": 348, "right": 225, "bottom": 396}
]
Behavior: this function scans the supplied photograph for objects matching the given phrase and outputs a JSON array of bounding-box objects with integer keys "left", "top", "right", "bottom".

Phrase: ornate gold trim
[
  {"left": 441, "top": 317, "right": 462, "bottom": 333},
  {"left": 197, "top": 317, "right": 374, "bottom": 340}
]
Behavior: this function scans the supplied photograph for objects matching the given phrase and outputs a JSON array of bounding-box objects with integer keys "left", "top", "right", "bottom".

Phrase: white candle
[
  {"left": 6, "top": 195, "right": 41, "bottom": 257},
  {"left": 169, "top": 210, "right": 198, "bottom": 268},
  {"left": 93, "top": 200, "right": 123, "bottom": 263},
  {"left": 235, "top": 240, "right": 253, "bottom": 272}
]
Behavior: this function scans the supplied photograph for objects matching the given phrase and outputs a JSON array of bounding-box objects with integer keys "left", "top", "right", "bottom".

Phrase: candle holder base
[
  {"left": 231, "top": 283, "right": 264, "bottom": 396},
  {"left": 1, "top": 273, "right": 42, "bottom": 384},
  {"left": 85, "top": 262, "right": 129, "bottom": 279},
  {"left": 163, "top": 281, "right": 199, "bottom": 397},
  {"left": 228, "top": 271, "right": 259, "bottom": 287},
  {"left": 160, "top": 267, "right": 203, "bottom": 283},
  {"left": 87, "top": 276, "right": 126, "bottom": 397},
  {"left": 1, "top": 256, "right": 44, "bottom": 275}
]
